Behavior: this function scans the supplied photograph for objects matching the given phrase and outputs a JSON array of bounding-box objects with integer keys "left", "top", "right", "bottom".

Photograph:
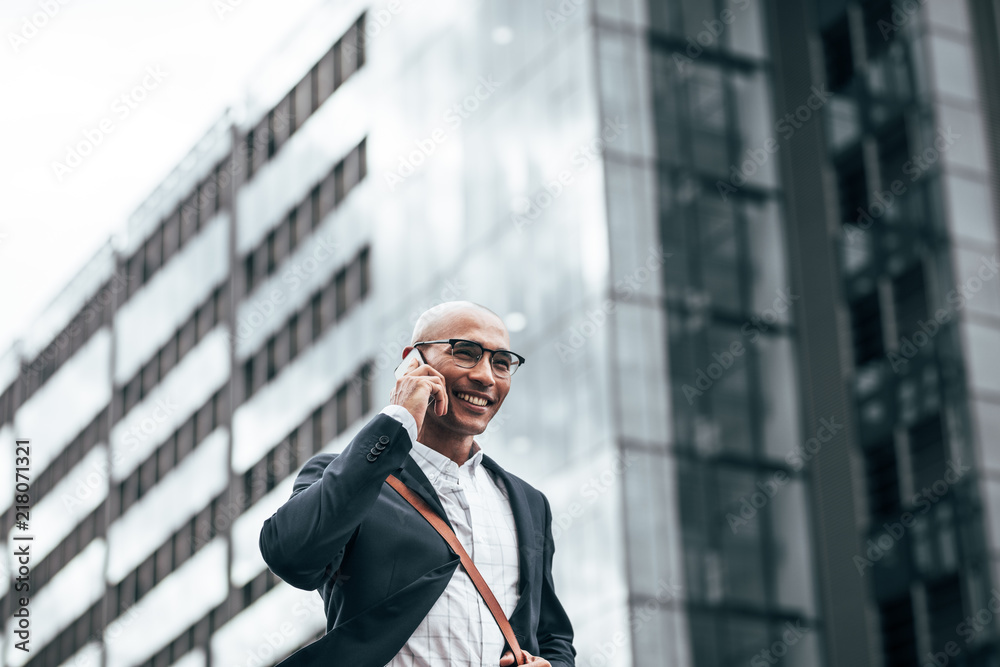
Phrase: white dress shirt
[{"left": 379, "top": 404, "right": 521, "bottom": 666}]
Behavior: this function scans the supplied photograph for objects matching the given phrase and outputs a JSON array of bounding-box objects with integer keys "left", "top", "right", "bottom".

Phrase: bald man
[{"left": 260, "top": 301, "right": 577, "bottom": 666}]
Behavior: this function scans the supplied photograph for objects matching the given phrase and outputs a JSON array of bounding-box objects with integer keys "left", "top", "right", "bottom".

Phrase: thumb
[{"left": 499, "top": 649, "right": 515, "bottom": 666}]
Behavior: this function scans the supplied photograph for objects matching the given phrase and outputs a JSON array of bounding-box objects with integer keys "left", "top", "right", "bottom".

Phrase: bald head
[{"left": 411, "top": 301, "right": 507, "bottom": 346}]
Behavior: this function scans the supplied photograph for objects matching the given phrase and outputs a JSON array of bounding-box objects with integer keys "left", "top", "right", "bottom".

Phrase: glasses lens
[
  {"left": 450, "top": 341, "right": 483, "bottom": 367},
  {"left": 492, "top": 351, "right": 516, "bottom": 377}
]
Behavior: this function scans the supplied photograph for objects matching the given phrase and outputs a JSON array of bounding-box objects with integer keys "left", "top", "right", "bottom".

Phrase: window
[
  {"left": 127, "top": 254, "right": 143, "bottom": 298},
  {"left": 252, "top": 116, "right": 270, "bottom": 174},
  {"left": 245, "top": 130, "right": 256, "bottom": 179},
  {"left": 266, "top": 230, "right": 277, "bottom": 275},
  {"left": 294, "top": 69, "right": 314, "bottom": 132},
  {"left": 892, "top": 263, "right": 928, "bottom": 341},
  {"left": 215, "top": 162, "right": 231, "bottom": 210},
  {"left": 163, "top": 213, "right": 180, "bottom": 261},
  {"left": 178, "top": 318, "right": 197, "bottom": 358},
  {"left": 266, "top": 337, "right": 277, "bottom": 381},
  {"left": 312, "top": 408, "right": 323, "bottom": 454},
  {"left": 862, "top": 0, "right": 897, "bottom": 56},
  {"left": 124, "top": 376, "right": 142, "bottom": 415},
  {"left": 273, "top": 220, "right": 289, "bottom": 270},
  {"left": 335, "top": 385, "right": 349, "bottom": 436},
  {"left": 320, "top": 167, "right": 337, "bottom": 220},
  {"left": 821, "top": 16, "right": 854, "bottom": 92},
  {"left": 141, "top": 358, "right": 159, "bottom": 397},
  {"left": 340, "top": 22, "right": 360, "bottom": 78},
  {"left": 310, "top": 186, "right": 322, "bottom": 228},
  {"left": 195, "top": 298, "right": 214, "bottom": 340},
  {"left": 836, "top": 149, "right": 868, "bottom": 224},
  {"left": 334, "top": 268, "right": 348, "bottom": 320},
  {"left": 243, "top": 358, "right": 254, "bottom": 404},
  {"left": 343, "top": 146, "right": 359, "bottom": 194},
  {"left": 273, "top": 94, "right": 293, "bottom": 152},
  {"left": 879, "top": 595, "right": 917, "bottom": 667},
  {"left": 849, "top": 292, "right": 885, "bottom": 365},
  {"left": 311, "top": 294, "right": 322, "bottom": 341},
  {"left": 359, "top": 246, "right": 370, "bottom": 297},
  {"left": 244, "top": 253, "right": 256, "bottom": 295},
  {"left": 177, "top": 417, "right": 195, "bottom": 460},
  {"left": 138, "top": 458, "right": 156, "bottom": 499},
  {"left": 688, "top": 65, "right": 729, "bottom": 175},
  {"left": 321, "top": 280, "right": 338, "bottom": 329},
  {"left": 317, "top": 45, "right": 337, "bottom": 104},
  {"left": 288, "top": 209, "right": 301, "bottom": 252},
  {"left": 201, "top": 172, "right": 219, "bottom": 218},
  {"left": 926, "top": 576, "right": 964, "bottom": 649},
  {"left": 864, "top": 440, "right": 901, "bottom": 519},
  {"left": 181, "top": 192, "right": 199, "bottom": 237},
  {"left": 909, "top": 415, "right": 946, "bottom": 492}
]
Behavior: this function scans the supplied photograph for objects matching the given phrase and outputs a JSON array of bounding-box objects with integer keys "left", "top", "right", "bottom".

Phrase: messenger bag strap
[{"left": 385, "top": 474, "right": 527, "bottom": 666}]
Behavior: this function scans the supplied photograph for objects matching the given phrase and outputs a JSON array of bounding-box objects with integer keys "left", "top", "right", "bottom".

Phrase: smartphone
[{"left": 394, "top": 347, "right": 425, "bottom": 380}]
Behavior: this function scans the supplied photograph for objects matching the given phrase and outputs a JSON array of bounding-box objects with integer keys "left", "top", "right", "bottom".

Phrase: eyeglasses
[{"left": 413, "top": 339, "right": 525, "bottom": 378}]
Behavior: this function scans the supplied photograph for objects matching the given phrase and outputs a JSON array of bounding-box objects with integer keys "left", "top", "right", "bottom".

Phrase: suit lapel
[
  {"left": 393, "top": 456, "right": 454, "bottom": 532},
  {"left": 481, "top": 454, "right": 536, "bottom": 626}
]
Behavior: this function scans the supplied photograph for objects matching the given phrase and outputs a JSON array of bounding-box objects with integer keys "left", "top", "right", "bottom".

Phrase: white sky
[{"left": 0, "top": 0, "right": 329, "bottom": 355}]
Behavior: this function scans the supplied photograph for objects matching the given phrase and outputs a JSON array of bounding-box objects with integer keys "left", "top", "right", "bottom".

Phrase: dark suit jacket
[{"left": 259, "top": 413, "right": 577, "bottom": 666}]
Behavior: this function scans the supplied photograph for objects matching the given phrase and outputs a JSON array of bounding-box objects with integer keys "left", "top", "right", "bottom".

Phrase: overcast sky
[{"left": 0, "top": 0, "right": 330, "bottom": 355}]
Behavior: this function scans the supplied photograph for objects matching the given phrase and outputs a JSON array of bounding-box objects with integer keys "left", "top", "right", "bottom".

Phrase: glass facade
[
  {"left": 623, "top": 0, "right": 821, "bottom": 665},
  {"left": 823, "top": 0, "right": 1000, "bottom": 665}
]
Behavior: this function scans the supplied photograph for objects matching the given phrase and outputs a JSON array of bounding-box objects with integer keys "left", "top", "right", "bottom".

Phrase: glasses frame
[{"left": 412, "top": 338, "right": 526, "bottom": 377}]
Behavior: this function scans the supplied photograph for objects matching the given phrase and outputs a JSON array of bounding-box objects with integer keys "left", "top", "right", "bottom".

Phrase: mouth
[{"left": 454, "top": 390, "right": 492, "bottom": 410}]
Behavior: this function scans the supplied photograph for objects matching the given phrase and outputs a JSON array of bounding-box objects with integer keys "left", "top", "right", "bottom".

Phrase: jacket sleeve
[
  {"left": 537, "top": 493, "right": 577, "bottom": 667},
  {"left": 258, "top": 412, "right": 412, "bottom": 591}
]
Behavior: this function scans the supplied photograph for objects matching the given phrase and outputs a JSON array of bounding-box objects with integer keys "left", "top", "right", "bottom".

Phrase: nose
[{"left": 466, "top": 353, "right": 496, "bottom": 386}]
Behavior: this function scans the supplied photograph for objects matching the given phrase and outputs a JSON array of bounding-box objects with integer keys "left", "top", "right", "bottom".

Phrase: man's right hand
[{"left": 389, "top": 362, "right": 448, "bottom": 434}]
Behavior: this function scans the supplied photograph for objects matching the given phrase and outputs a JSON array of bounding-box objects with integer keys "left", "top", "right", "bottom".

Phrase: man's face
[{"left": 409, "top": 310, "right": 511, "bottom": 437}]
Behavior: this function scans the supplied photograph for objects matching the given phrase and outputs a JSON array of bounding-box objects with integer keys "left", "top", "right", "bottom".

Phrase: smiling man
[{"left": 259, "top": 301, "right": 576, "bottom": 667}]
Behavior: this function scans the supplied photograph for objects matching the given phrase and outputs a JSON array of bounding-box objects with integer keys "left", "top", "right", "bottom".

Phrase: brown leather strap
[{"left": 386, "top": 474, "right": 527, "bottom": 665}]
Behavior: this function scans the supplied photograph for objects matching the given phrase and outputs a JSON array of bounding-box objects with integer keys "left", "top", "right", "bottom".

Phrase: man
[{"left": 259, "top": 301, "right": 576, "bottom": 666}]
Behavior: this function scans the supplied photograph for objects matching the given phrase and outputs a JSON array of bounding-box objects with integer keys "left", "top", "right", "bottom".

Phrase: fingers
[
  {"left": 406, "top": 365, "right": 448, "bottom": 415},
  {"left": 431, "top": 376, "right": 448, "bottom": 415}
]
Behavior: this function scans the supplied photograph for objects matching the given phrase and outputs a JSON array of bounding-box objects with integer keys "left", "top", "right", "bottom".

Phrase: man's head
[{"left": 402, "top": 301, "right": 513, "bottom": 438}]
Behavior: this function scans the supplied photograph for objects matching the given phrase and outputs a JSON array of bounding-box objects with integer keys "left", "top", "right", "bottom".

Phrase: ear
[{"left": 401, "top": 345, "right": 414, "bottom": 360}]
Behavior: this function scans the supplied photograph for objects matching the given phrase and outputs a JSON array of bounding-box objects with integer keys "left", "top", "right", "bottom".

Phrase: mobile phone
[{"left": 394, "top": 347, "right": 425, "bottom": 380}]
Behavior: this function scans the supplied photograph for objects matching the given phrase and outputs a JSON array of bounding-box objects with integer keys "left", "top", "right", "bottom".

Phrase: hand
[
  {"left": 500, "top": 649, "right": 550, "bottom": 666},
  {"left": 389, "top": 361, "right": 448, "bottom": 433}
]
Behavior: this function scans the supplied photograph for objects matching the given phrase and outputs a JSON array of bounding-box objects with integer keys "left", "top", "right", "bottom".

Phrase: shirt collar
[{"left": 409, "top": 439, "right": 485, "bottom": 486}]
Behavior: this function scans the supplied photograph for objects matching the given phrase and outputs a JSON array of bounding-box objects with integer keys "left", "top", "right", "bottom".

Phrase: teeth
[{"left": 457, "top": 392, "right": 488, "bottom": 407}]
